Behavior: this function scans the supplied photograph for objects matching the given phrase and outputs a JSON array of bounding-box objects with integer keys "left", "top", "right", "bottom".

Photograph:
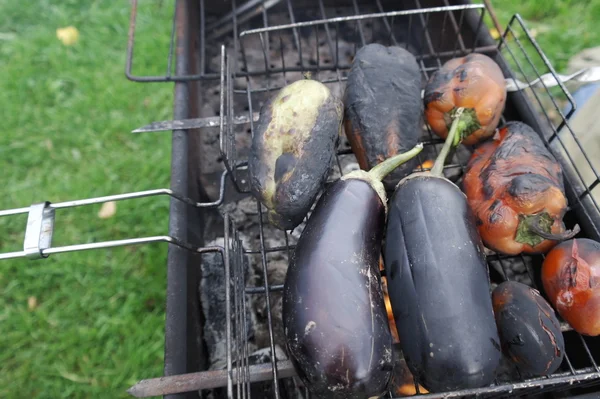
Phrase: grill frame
[
  {"left": 188, "top": 1, "right": 600, "bottom": 398},
  {"left": 0, "top": 1, "right": 599, "bottom": 399}
]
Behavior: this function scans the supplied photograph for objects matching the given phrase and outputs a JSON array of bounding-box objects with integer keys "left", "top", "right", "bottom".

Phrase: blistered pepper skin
[
  {"left": 542, "top": 238, "right": 600, "bottom": 336},
  {"left": 424, "top": 53, "right": 506, "bottom": 146},
  {"left": 463, "top": 121, "right": 571, "bottom": 255}
]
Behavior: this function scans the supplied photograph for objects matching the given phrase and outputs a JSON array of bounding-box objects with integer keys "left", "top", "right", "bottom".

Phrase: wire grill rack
[{"left": 3, "top": 1, "right": 600, "bottom": 399}]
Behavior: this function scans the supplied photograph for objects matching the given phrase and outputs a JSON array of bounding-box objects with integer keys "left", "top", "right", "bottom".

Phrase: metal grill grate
[
  {"left": 3, "top": 1, "right": 600, "bottom": 399},
  {"left": 208, "top": 2, "right": 600, "bottom": 398}
]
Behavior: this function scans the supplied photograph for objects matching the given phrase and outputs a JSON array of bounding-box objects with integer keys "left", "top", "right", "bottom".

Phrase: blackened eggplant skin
[
  {"left": 249, "top": 78, "right": 343, "bottom": 231},
  {"left": 343, "top": 43, "right": 422, "bottom": 190},
  {"left": 282, "top": 145, "right": 423, "bottom": 399},
  {"left": 384, "top": 175, "right": 501, "bottom": 393},
  {"left": 492, "top": 281, "right": 564, "bottom": 377}
]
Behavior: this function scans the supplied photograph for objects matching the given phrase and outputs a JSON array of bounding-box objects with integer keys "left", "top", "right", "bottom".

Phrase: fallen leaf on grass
[
  {"left": 0, "top": 32, "right": 17, "bottom": 41},
  {"left": 58, "top": 368, "right": 93, "bottom": 384},
  {"left": 56, "top": 26, "right": 79, "bottom": 46},
  {"left": 489, "top": 28, "right": 500, "bottom": 40},
  {"left": 71, "top": 148, "right": 81, "bottom": 161},
  {"left": 98, "top": 201, "right": 117, "bottom": 219},
  {"left": 27, "top": 296, "right": 38, "bottom": 311}
]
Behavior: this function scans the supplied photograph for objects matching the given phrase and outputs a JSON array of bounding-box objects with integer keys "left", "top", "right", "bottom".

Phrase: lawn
[
  {"left": 0, "top": 2, "right": 174, "bottom": 398},
  {"left": 0, "top": 1, "right": 598, "bottom": 398}
]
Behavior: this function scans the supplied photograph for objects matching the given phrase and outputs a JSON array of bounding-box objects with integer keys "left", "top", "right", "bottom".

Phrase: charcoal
[
  {"left": 495, "top": 354, "right": 523, "bottom": 383},
  {"left": 199, "top": 236, "right": 259, "bottom": 371},
  {"left": 207, "top": 345, "right": 306, "bottom": 399},
  {"left": 252, "top": 254, "right": 288, "bottom": 350},
  {"left": 487, "top": 255, "right": 534, "bottom": 286}
]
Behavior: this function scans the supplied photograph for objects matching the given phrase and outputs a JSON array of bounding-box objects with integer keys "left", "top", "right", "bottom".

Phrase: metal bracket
[{"left": 23, "top": 202, "right": 55, "bottom": 259}]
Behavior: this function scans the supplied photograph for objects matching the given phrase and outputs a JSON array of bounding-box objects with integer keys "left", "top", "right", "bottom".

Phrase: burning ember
[
  {"left": 418, "top": 159, "right": 434, "bottom": 171},
  {"left": 380, "top": 259, "right": 428, "bottom": 396},
  {"left": 379, "top": 257, "right": 400, "bottom": 344},
  {"left": 391, "top": 359, "right": 429, "bottom": 397},
  {"left": 381, "top": 276, "right": 400, "bottom": 344}
]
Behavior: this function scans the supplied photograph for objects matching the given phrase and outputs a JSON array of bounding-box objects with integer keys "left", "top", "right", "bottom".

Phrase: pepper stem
[
  {"left": 431, "top": 107, "right": 466, "bottom": 177},
  {"left": 515, "top": 212, "right": 581, "bottom": 247},
  {"left": 530, "top": 216, "right": 581, "bottom": 241},
  {"left": 368, "top": 143, "right": 424, "bottom": 183}
]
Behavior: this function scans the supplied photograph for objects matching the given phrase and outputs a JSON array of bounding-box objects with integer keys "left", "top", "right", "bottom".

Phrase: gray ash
[{"left": 199, "top": 236, "right": 259, "bottom": 371}]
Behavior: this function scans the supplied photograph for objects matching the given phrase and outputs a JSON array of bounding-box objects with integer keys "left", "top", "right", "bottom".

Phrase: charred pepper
[
  {"left": 423, "top": 53, "right": 506, "bottom": 146},
  {"left": 462, "top": 121, "right": 580, "bottom": 255}
]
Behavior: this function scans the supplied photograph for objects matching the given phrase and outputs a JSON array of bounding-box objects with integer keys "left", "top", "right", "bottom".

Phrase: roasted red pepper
[
  {"left": 423, "top": 53, "right": 506, "bottom": 146},
  {"left": 542, "top": 238, "right": 600, "bottom": 336},
  {"left": 463, "top": 121, "right": 580, "bottom": 255}
]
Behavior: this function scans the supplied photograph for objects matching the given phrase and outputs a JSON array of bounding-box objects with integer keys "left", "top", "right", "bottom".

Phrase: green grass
[
  {"left": 0, "top": 0, "right": 598, "bottom": 398},
  {"left": 0, "top": 1, "right": 174, "bottom": 398},
  {"left": 491, "top": 0, "right": 600, "bottom": 72}
]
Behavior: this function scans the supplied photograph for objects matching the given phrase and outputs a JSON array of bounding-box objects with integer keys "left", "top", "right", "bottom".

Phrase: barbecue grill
[{"left": 3, "top": 0, "right": 600, "bottom": 398}]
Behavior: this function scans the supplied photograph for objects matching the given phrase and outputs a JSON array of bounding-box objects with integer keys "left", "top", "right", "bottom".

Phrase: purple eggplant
[
  {"left": 383, "top": 108, "right": 501, "bottom": 393},
  {"left": 492, "top": 281, "right": 565, "bottom": 377},
  {"left": 282, "top": 144, "right": 424, "bottom": 399}
]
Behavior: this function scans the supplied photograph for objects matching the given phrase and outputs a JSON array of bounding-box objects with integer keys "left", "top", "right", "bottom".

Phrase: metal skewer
[
  {"left": 126, "top": 360, "right": 297, "bottom": 397},
  {"left": 131, "top": 112, "right": 260, "bottom": 133},
  {"left": 131, "top": 68, "right": 600, "bottom": 134},
  {"left": 504, "top": 66, "right": 600, "bottom": 92}
]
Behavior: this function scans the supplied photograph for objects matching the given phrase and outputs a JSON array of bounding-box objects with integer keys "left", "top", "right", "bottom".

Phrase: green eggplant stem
[
  {"left": 431, "top": 107, "right": 467, "bottom": 177},
  {"left": 368, "top": 143, "right": 424, "bottom": 183}
]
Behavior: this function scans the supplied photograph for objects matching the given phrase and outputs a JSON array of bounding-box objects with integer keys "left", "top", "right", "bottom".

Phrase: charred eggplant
[
  {"left": 492, "top": 281, "right": 565, "bottom": 376},
  {"left": 249, "top": 77, "right": 343, "bottom": 231},
  {"left": 462, "top": 121, "right": 580, "bottom": 255},
  {"left": 384, "top": 108, "right": 501, "bottom": 392},
  {"left": 344, "top": 43, "right": 422, "bottom": 190},
  {"left": 423, "top": 53, "right": 506, "bottom": 146},
  {"left": 542, "top": 238, "right": 600, "bottom": 336},
  {"left": 282, "top": 144, "right": 424, "bottom": 398}
]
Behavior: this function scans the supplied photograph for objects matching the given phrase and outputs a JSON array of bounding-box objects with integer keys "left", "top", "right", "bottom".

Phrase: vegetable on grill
[
  {"left": 462, "top": 121, "right": 580, "bottom": 256},
  {"left": 542, "top": 238, "right": 600, "bottom": 336},
  {"left": 384, "top": 107, "right": 501, "bottom": 393},
  {"left": 343, "top": 43, "right": 422, "bottom": 190},
  {"left": 492, "top": 281, "right": 565, "bottom": 377},
  {"left": 423, "top": 53, "right": 506, "bottom": 146},
  {"left": 249, "top": 76, "right": 343, "bottom": 231},
  {"left": 282, "top": 144, "right": 424, "bottom": 399}
]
